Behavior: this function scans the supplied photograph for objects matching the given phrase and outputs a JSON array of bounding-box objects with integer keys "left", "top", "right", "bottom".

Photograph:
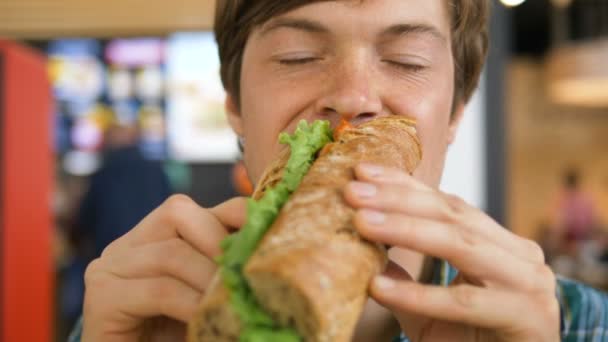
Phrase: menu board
[
  {"left": 48, "top": 38, "right": 169, "bottom": 175},
  {"left": 47, "top": 32, "right": 238, "bottom": 174},
  {"left": 48, "top": 39, "right": 106, "bottom": 155},
  {"left": 105, "top": 38, "right": 167, "bottom": 160}
]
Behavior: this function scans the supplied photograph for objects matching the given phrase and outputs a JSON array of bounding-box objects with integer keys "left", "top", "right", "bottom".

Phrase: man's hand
[
  {"left": 81, "top": 195, "right": 247, "bottom": 342},
  {"left": 345, "top": 164, "right": 560, "bottom": 342}
]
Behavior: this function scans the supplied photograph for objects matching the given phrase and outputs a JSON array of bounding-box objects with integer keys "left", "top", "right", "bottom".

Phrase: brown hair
[{"left": 214, "top": 0, "right": 489, "bottom": 109}]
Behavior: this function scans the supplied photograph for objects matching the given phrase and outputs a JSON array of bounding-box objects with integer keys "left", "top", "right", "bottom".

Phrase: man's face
[{"left": 228, "top": 0, "right": 462, "bottom": 188}]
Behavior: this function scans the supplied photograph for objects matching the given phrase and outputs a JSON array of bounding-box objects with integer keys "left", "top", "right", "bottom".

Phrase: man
[
  {"left": 76, "top": 123, "right": 172, "bottom": 259},
  {"left": 73, "top": 1, "right": 608, "bottom": 341}
]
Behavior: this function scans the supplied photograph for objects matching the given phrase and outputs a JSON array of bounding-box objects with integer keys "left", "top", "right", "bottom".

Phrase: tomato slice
[{"left": 333, "top": 119, "right": 353, "bottom": 140}]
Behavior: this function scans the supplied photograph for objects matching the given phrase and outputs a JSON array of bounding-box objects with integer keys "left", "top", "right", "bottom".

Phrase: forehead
[{"left": 254, "top": 0, "right": 451, "bottom": 37}]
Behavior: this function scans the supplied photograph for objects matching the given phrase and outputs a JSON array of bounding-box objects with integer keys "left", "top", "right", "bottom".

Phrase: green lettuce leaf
[{"left": 217, "top": 120, "right": 332, "bottom": 342}]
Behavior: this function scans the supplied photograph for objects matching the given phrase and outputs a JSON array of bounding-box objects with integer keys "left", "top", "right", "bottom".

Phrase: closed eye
[
  {"left": 279, "top": 57, "right": 321, "bottom": 65},
  {"left": 383, "top": 60, "right": 427, "bottom": 73}
]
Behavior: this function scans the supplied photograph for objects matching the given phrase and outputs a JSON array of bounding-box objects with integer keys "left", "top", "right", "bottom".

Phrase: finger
[
  {"left": 104, "top": 239, "right": 217, "bottom": 293},
  {"left": 117, "top": 276, "right": 202, "bottom": 323},
  {"left": 209, "top": 197, "right": 248, "bottom": 231},
  {"left": 442, "top": 193, "right": 546, "bottom": 264},
  {"left": 370, "top": 276, "right": 559, "bottom": 330},
  {"left": 119, "top": 194, "right": 229, "bottom": 257},
  {"left": 345, "top": 182, "right": 543, "bottom": 264},
  {"left": 344, "top": 181, "right": 457, "bottom": 222},
  {"left": 355, "top": 210, "right": 555, "bottom": 292},
  {"left": 354, "top": 163, "right": 432, "bottom": 192}
]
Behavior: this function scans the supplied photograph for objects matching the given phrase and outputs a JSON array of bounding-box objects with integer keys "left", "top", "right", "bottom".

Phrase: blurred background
[{"left": 0, "top": 0, "right": 606, "bottom": 341}]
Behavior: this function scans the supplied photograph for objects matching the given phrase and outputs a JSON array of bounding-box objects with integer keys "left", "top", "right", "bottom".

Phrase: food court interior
[{"left": 0, "top": 0, "right": 607, "bottom": 341}]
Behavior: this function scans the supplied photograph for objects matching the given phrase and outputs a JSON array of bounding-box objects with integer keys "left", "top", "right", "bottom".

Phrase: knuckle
[
  {"left": 536, "top": 263, "right": 555, "bottom": 280},
  {"left": 537, "top": 294, "right": 560, "bottom": 322},
  {"left": 442, "top": 194, "right": 468, "bottom": 223},
  {"left": 100, "top": 239, "right": 121, "bottom": 257},
  {"left": 454, "top": 228, "right": 478, "bottom": 256},
  {"left": 82, "top": 270, "right": 114, "bottom": 316},
  {"left": 164, "top": 194, "right": 196, "bottom": 213},
  {"left": 84, "top": 259, "right": 105, "bottom": 287},
  {"left": 525, "top": 239, "right": 546, "bottom": 263},
  {"left": 162, "top": 194, "right": 197, "bottom": 222},
  {"left": 451, "top": 285, "right": 478, "bottom": 309},
  {"left": 384, "top": 185, "right": 404, "bottom": 207},
  {"left": 523, "top": 263, "right": 556, "bottom": 293},
  {"left": 536, "top": 263, "right": 557, "bottom": 291}
]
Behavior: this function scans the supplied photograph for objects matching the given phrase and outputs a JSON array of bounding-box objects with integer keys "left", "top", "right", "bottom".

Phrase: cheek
[
  {"left": 386, "top": 71, "right": 453, "bottom": 188},
  {"left": 239, "top": 60, "right": 318, "bottom": 183},
  {"left": 413, "top": 116, "right": 450, "bottom": 188},
  {"left": 239, "top": 83, "right": 281, "bottom": 183}
]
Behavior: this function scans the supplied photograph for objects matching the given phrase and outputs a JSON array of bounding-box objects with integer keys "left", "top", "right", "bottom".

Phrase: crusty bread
[
  {"left": 251, "top": 147, "right": 292, "bottom": 201},
  {"left": 244, "top": 116, "right": 421, "bottom": 342},
  {"left": 188, "top": 116, "right": 421, "bottom": 342},
  {"left": 187, "top": 275, "right": 240, "bottom": 341},
  {"left": 187, "top": 149, "right": 292, "bottom": 342}
]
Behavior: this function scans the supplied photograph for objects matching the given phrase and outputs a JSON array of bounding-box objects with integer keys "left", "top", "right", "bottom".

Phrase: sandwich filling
[{"left": 217, "top": 120, "right": 333, "bottom": 341}]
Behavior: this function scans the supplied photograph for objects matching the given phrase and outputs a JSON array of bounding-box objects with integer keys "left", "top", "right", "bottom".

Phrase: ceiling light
[
  {"left": 500, "top": 0, "right": 527, "bottom": 7},
  {"left": 546, "top": 39, "right": 608, "bottom": 108}
]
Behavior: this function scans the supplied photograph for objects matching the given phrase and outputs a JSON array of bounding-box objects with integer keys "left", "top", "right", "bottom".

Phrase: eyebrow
[
  {"left": 380, "top": 23, "right": 447, "bottom": 45},
  {"left": 259, "top": 18, "right": 329, "bottom": 37},
  {"left": 258, "top": 18, "right": 447, "bottom": 45}
]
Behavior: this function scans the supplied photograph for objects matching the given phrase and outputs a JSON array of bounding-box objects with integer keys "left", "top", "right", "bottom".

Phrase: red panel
[{"left": 0, "top": 40, "right": 53, "bottom": 342}]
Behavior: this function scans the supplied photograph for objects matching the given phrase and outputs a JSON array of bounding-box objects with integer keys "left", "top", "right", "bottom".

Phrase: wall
[
  {"left": 0, "top": 39, "right": 53, "bottom": 342},
  {"left": 507, "top": 58, "right": 608, "bottom": 240},
  {"left": 440, "top": 81, "right": 486, "bottom": 211}
]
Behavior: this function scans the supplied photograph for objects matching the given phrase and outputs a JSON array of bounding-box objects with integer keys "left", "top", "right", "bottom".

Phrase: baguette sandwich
[{"left": 188, "top": 116, "right": 422, "bottom": 342}]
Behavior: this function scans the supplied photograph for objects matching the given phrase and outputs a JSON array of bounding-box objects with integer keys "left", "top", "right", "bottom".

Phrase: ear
[
  {"left": 225, "top": 93, "right": 244, "bottom": 136},
  {"left": 447, "top": 102, "right": 465, "bottom": 145}
]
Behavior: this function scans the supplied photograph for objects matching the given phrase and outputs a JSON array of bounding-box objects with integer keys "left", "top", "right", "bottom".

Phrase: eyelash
[
  {"left": 278, "top": 57, "right": 320, "bottom": 65},
  {"left": 276, "top": 57, "right": 426, "bottom": 73},
  {"left": 384, "top": 60, "right": 427, "bottom": 72}
]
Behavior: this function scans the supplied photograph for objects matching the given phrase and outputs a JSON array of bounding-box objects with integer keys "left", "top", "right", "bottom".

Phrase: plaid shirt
[
  {"left": 69, "top": 260, "right": 608, "bottom": 342},
  {"left": 393, "top": 260, "right": 608, "bottom": 342}
]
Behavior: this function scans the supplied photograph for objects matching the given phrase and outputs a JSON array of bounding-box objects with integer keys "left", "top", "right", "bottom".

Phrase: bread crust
[{"left": 188, "top": 116, "right": 421, "bottom": 342}]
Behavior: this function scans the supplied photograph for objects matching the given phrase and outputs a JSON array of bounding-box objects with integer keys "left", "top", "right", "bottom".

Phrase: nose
[{"left": 314, "top": 53, "right": 384, "bottom": 126}]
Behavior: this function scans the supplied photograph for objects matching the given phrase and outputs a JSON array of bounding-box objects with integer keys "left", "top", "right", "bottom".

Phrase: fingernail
[
  {"left": 360, "top": 164, "right": 383, "bottom": 177},
  {"left": 373, "top": 275, "right": 395, "bottom": 290},
  {"left": 350, "top": 182, "right": 377, "bottom": 198},
  {"left": 361, "top": 209, "right": 386, "bottom": 224}
]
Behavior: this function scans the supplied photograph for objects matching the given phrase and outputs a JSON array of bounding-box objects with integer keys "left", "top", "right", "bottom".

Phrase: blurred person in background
[
  {"left": 74, "top": 122, "right": 172, "bottom": 258},
  {"left": 62, "top": 122, "right": 171, "bottom": 331},
  {"left": 554, "top": 168, "right": 599, "bottom": 256},
  {"left": 536, "top": 220, "right": 560, "bottom": 264},
  {"left": 548, "top": 168, "right": 606, "bottom": 287}
]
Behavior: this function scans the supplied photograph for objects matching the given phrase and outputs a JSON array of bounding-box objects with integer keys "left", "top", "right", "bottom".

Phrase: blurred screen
[
  {"left": 47, "top": 33, "right": 238, "bottom": 173},
  {"left": 48, "top": 39, "right": 105, "bottom": 155},
  {"left": 48, "top": 39, "right": 106, "bottom": 175},
  {"left": 48, "top": 38, "right": 169, "bottom": 175},
  {"left": 166, "top": 32, "right": 238, "bottom": 162},
  {"left": 105, "top": 38, "right": 167, "bottom": 160}
]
